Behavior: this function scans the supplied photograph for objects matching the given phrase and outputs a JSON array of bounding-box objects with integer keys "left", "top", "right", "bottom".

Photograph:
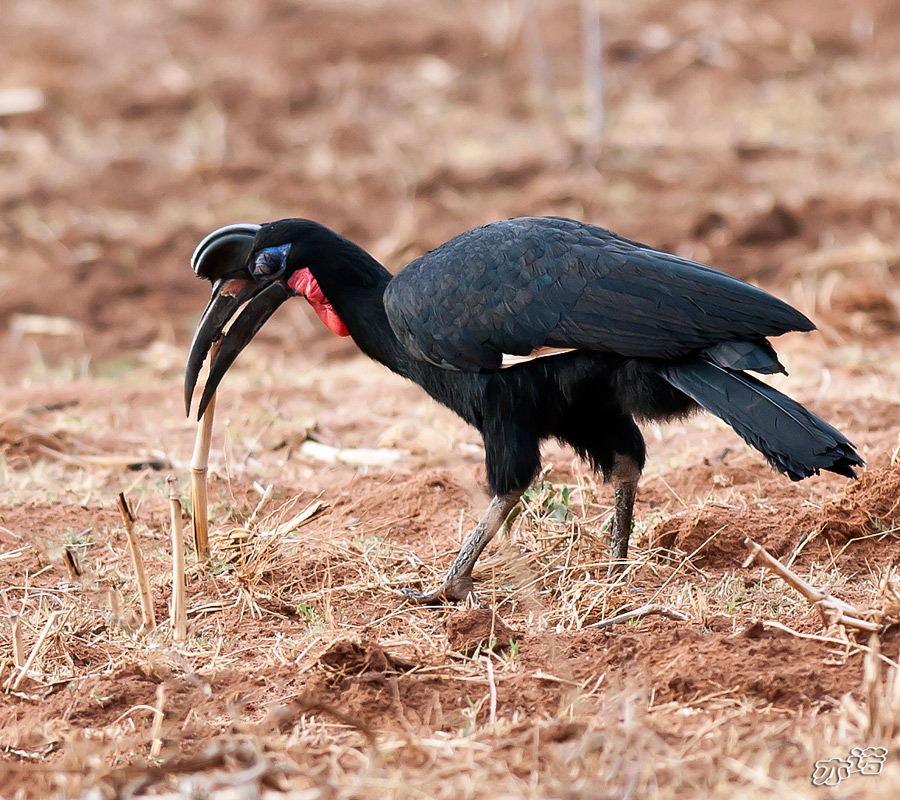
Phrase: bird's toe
[
  {"left": 401, "top": 577, "right": 476, "bottom": 605},
  {"left": 400, "top": 586, "right": 447, "bottom": 606}
]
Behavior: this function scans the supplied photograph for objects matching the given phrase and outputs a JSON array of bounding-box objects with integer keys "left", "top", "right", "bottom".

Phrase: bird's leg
[
  {"left": 607, "top": 453, "right": 641, "bottom": 576},
  {"left": 402, "top": 492, "right": 522, "bottom": 604}
]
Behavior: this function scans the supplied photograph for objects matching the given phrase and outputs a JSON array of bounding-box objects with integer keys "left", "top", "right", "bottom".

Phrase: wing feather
[{"left": 383, "top": 217, "right": 812, "bottom": 372}]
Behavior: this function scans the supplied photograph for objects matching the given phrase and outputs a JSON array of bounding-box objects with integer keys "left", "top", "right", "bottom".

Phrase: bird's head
[{"left": 184, "top": 219, "right": 355, "bottom": 419}]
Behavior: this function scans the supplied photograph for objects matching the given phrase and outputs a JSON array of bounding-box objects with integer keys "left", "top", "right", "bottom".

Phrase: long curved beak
[{"left": 184, "top": 278, "right": 292, "bottom": 419}]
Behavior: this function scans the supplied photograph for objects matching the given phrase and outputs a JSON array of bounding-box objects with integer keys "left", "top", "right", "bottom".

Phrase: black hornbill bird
[{"left": 184, "top": 217, "right": 862, "bottom": 603}]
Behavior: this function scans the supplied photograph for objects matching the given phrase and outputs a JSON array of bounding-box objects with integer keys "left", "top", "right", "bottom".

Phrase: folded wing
[{"left": 383, "top": 217, "right": 812, "bottom": 372}]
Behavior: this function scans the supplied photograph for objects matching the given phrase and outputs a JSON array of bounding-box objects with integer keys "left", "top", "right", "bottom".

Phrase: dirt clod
[
  {"left": 445, "top": 608, "right": 517, "bottom": 656},
  {"left": 318, "top": 639, "right": 416, "bottom": 675},
  {"left": 818, "top": 464, "right": 900, "bottom": 541}
]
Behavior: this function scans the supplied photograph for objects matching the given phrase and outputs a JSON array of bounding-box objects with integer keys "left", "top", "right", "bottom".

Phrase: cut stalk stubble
[{"left": 190, "top": 340, "right": 219, "bottom": 561}]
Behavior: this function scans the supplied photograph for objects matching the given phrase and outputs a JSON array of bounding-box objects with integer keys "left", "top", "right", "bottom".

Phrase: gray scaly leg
[
  {"left": 402, "top": 492, "right": 522, "bottom": 604},
  {"left": 607, "top": 453, "right": 641, "bottom": 576}
]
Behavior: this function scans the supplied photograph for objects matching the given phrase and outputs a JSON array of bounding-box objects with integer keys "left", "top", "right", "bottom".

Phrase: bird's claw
[
  {"left": 400, "top": 587, "right": 451, "bottom": 606},
  {"left": 401, "top": 576, "right": 477, "bottom": 606}
]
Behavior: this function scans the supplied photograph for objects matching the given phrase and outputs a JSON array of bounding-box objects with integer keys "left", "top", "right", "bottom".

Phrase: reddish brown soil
[
  {"left": 445, "top": 608, "right": 518, "bottom": 655},
  {"left": 3, "top": 0, "right": 900, "bottom": 797}
]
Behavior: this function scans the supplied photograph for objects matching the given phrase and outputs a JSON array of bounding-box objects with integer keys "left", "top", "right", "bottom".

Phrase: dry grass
[{"left": 2, "top": 351, "right": 900, "bottom": 799}]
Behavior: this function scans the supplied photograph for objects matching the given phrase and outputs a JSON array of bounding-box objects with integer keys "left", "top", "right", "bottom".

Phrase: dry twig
[
  {"left": 11, "top": 614, "right": 24, "bottom": 667},
  {"left": 150, "top": 684, "right": 166, "bottom": 758},
  {"left": 168, "top": 476, "right": 187, "bottom": 642},
  {"left": 4, "top": 609, "right": 65, "bottom": 691},
  {"left": 117, "top": 492, "right": 156, "bottom": 631},
  {"left": 483, "top": 656, "right": 498, "bottom": 726},
  {"left": 743, "top": 537, "right": 881, "bottom": 633},
  {"left": 586, "top": 603, "right": 689, "bottom": 630},
  {"left": 191, "top": 340, "right": 219, "bottom": 561},
  {"left": 2, "top": 591, "right": 25, "bottom": 667}
]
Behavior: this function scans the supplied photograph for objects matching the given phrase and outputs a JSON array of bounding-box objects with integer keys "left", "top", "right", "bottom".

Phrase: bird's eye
[{"left": 251, "top": 244, "right": 290, "bottom": 279}]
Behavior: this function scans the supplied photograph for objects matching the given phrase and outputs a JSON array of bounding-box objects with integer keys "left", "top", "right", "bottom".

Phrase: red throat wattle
[{"left": 288, "top": 268, "right": 350, "bottom": 337}]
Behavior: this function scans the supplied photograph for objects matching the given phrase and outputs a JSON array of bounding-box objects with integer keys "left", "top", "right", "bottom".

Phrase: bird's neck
[
  {"left": 337, "top": 280, "right": 409, "bottom": 371},
  {"left": 311, "top": 241, "right": 417, "bottom": 377}
]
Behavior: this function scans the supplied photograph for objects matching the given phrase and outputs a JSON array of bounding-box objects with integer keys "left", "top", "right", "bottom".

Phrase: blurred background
[{"left": 1, "top": 0, "right": 898, "bottom": 380}]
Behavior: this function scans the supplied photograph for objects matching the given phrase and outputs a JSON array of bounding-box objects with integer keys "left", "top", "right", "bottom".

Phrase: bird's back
[{"left": 384, "top": 217, "right": 813, "bottom": 373}]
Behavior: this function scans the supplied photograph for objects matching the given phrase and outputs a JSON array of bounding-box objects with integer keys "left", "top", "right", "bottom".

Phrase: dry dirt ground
[{"left": 3, "top": 1, "right": 900, "bottom": 798}]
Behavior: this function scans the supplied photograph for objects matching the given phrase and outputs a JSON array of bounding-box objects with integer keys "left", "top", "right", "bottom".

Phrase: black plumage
[
  {"left": 185, "top": 216, "right": 863, "bottom": 603},
  {"left": 385, "top": 217, "right": 810, "bottom": 370}
]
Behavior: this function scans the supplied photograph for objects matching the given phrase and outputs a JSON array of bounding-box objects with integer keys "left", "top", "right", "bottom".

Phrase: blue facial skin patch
[{"left": 252, "top": 244, "right": 291, "bottom": 279}]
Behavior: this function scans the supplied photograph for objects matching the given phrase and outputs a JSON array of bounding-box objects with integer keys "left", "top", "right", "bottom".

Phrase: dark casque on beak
[
  {"left": 191, "top": 223, "right": 261, "bottom": 279},
  {"left": 184, "top": 223, "right": 291, "bottom": 419}
]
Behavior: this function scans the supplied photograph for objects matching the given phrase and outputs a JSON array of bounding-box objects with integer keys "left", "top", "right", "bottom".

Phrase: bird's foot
[
  {"left": 400, "top": 574, "right": 476, "bottom": 606},
  {"left": 606, "top": 560, "right": 626, "bottom": 578}
]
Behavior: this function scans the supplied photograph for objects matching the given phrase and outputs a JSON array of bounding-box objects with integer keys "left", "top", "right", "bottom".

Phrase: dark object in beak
[{"left": 184, "top": 278, "right": 292, "bottom": 419}]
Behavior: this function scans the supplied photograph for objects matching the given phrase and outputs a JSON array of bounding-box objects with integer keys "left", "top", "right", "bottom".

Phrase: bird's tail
[{"left": 660, "top": 359, "right": 862, "bottom": 480}]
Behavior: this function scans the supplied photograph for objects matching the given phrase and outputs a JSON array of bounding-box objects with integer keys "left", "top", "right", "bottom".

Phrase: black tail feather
[{"left": 661, "top": 359, "right": 863, "bottom": 481}]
